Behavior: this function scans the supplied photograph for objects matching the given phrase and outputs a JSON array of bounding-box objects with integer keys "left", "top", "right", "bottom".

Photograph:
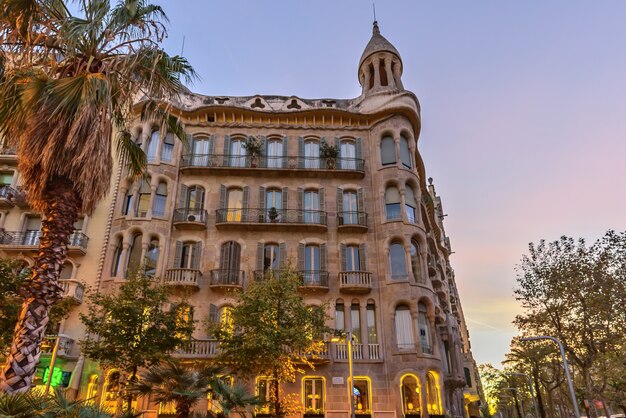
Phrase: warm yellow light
[
  {"left": 408, "top": 403, "right": 414, "bottom": 411},
  {"left": 357, "top": 403, "right": 363, "bottom": 411}
]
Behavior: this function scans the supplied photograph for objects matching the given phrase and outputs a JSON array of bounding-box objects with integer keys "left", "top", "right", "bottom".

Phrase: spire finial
[{"left": 372, "top": 3, "right": 380, "bottom": 34}]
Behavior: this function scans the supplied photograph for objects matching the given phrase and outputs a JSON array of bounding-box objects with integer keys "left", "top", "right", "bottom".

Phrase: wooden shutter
[
  {"left": 320, "top": 243, "right": 327, "bottom": 273},
  {"left": 281, "top": 187, "right": 289, "bottom": 210},
  {"left": 222, "top": 135, "right": 231, "bottom": 165},
  {"left": 340, "top": 243, "right": 347, "bottom": 272},
  {"left": 219, "top": 243, "right": 229, "bottom": 271},
  {"left": 208, "top": 134, "right": 216, "bottom": 156},
  {"left": 174, "top": 241, "right": 183, "bottom": 268},
  {"left": 297, "top": 137, "right": 304, "bottom": 168},
  {"left": 357, "top": 188, "right": 365, "bottom": 225},
  {"left": 191, "top": 241, "right": 202, "bottom": 270},
  {"left": 242, "top": 187, "right": 249, "bottom": 222},
  {"left": 208, "top": 304, "right": 218, "bottom": 324},
  {"left": 197, "top": 188, "right": 205, "bottom": 210},
  {"left": 279, "top": 242, "right": 287, "bottom": 267},
  {"left": 231, "top": 243, "right": 241, "bottom": 271},
  {"left": 355, "top": 137, "right": 363, "bottom": 161},
  {"left": 297, "top": 187, "right": 304, "bottom": 222},
  {"left": 282, "top": 136, "right": 289, "bottom": 168},
  {"left": 259, "top": 187, "right": 266, "bottom": 210},
  {"left": 259, "top": 136, "right": 267, "bottom": 167},
  {"left": 319, "top": 188, "right": 325, "bottom": 224},
  {"left": 298, "top": 243, "right": 305, "bottom": 271},
  {"left": 219, "top": 185, "right": 227, "bottom": 209},
  {"left": 256, "top": 242, "right": 264, "bottom": 273},
  {"left": 359, "top": 244, "right": 367, "bottom": 271},
  {"left": 178, "top": 184, "right": 188, "bottom": 209},
  {"left": 335, "top": 137, "right": 341, "bottom": 157}
]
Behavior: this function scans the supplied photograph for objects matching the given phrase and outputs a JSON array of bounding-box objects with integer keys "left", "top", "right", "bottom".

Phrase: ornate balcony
[
  {"left": 68, "top": 231, "right": 89, "bottom": 255},
  {"left": 0, "top": 185, "right": 17, "bottom": 209},
  {"left": 173, "top": 339, "right": 219, "bottom": 359},
  {"left": 164, "top": 268, "right": 202, "bottom": 289},
  {"left": 0, "top": 231, "right": 87, "bottom": 253},
  {"left": 209, "top": 269, "right": 244, "bottom": 290},
  {"left": 338, "top": 271, "right": 372, "bottom": 294},
  {"left": 59, "top": 279, "right": 85, "bottom": 304},
  {"left": 41, "top": 334, "right": 76, "bottom": 359},
  {"left": 294, "top": 341, "right": 331, "bottom": 364},
  {"left": 337, "top": 211, "right": 368, "bottom": 232},
  {"left": 215, "top": 208, "right": 327, "bottom": 231},
  {"left": 333, "top": 342, "right": 381, "bottom": 361},
  {"left": 297, "top": 271, "right": 329, "bottom": 291},
  {"left": 180, "top": 154, "right": 365, "bottom": 179},
  {"left": 0, "top": 147, "right": 16, "bottom": 164},
  {"left": 173, "top": 208, "right": 208, "bottom": 230}
]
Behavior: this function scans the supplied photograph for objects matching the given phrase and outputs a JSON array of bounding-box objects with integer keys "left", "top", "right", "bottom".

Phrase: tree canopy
[{"left": 212, "top": 268, "right": 331, "bottom": 418}]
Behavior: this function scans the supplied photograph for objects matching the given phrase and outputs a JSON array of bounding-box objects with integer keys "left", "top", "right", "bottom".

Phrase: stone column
[
  {"left": 373, "top": 58, "right": 382, "bottom": 89},
  {"left": 385, "top": 58, "right": 395, "bottom": 89}
]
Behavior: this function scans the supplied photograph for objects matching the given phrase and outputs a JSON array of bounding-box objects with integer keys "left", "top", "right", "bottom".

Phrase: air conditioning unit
[{"left": 187, "top": 214, "right": 196, "bottom": 222}]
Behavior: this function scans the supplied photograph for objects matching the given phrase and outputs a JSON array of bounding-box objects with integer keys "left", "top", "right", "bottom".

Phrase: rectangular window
[
  {"left": 418, "top": 311, "right": 432, "bottom": 354},
  {"left": 303, "top": 378, "right": 325, "bottom": 414},
  {"left": 0, "top": 172, "right": 13, "bottom": 186},
  {"left": 342, "top": 191, "right": 358, "bottom": 224},
  {"left": 395, "top": 307, "right": 415, "bottom": 350},
  {"left": 161, "top": 133, "right": 175, "bottom": 163},
  {"left": 304, "top": 191, "right": 320, "bottom": 223},
  {"left": 304, "top": 141, "right": 320, "bottom": 169},
  {"left": 256, "top": 377, "right": 271, "bottom": 414},
  {"left": 352, "top": 378, "right": 371, "bottom": 414},
  {"left": 267, "top": 140, "right": 283, "bottom": 168}
]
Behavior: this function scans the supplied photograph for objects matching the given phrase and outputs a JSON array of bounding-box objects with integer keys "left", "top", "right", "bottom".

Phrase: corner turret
[{"left": 358, "top": 21, "right": 404, "bottom": 95}]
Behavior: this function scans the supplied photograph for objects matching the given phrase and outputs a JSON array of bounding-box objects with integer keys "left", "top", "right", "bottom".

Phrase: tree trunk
[
  {"left": 512, "top": 394, "right": 522, "bottom": 418},
  {"left": 532, "top": 367, "right": 546, "bottom": 418},
  {"left": 176, "top": 400, "right": 191, "bottom": 418},
  {"left": 0, "top": 177, "right": 80, "bottom": 393},
  {"left": 273, "top": 376, "right": 281, "bottom": 418}
]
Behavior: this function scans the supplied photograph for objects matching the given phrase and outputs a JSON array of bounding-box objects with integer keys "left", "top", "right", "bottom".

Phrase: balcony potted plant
[
  {"left": 242, "top": 135, "right": 263, "bottom": 167},
  {"left": 268, "top": 206, "right": 279, "bottom": 223},
  {"left": 304, "top": 407, "right": 325, "bottom": 418},
  {"left": 320, "top": 141, "right": 339, "bottom": 169}
]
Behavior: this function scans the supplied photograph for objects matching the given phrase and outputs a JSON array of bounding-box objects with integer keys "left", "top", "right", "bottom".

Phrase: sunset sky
[{"left": 155, "top": 1, "right": 626, "bottom": 366}]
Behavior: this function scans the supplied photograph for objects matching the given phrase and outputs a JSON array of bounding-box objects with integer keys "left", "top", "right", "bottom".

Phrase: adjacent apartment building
[{"left": 0, "top": 21, "right": 483, "bottom": 418}]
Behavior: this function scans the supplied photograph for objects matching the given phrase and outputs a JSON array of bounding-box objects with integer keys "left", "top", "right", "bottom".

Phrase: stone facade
[{"left": 1, "top": 21, "right": 483, "bottom": 418}]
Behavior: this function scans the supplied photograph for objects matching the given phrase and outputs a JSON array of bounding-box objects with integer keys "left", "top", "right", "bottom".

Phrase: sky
[{"left": 154, "top": 1, "right": 626, "bottom": 367}]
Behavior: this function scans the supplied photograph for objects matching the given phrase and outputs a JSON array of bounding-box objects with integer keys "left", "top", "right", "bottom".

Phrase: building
[{"left": 0, "top": 21, "right": 483, "bottom": 418}]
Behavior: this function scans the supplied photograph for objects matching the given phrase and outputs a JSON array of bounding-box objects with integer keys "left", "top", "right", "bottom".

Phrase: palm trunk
[{"left": 0, "top": 177, "right": 80, "bottom": 393}]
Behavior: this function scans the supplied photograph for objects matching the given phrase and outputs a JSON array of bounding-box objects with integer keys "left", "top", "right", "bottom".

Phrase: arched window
[
  {"left": 85, "top": 374, "right": 99, "bottom": 405},
  {"left": 401, "top": 375, "right": 421, "bottom": 416},
  {"left": 59, "top": 261, "right": 73, "bottom": 281},
  {"left": 410, "top": 240, "right": 421, "bottom": 283},
  {"left": 304, "top": 139, "right": 320, "bottom": 169},
  {"left": 426, "top": 372, "right": 441, "bottom": 415},
  {"left": 191, "top": 135, "right": 211, "bottom": 166},
  {"left": 101, "top": 370, "right": 122, "bottom": 412},
  {"left": 400, "top": 135, "right": 412, "bottom": 169},
  {"left": 136, "top": 177, "right": 151, "bottom": 217},
  {"left": 366, "top": 302, "right": 378, "bottom": 346},
  {"left": 147, "top": 130, "right": 159, "bottom": 162},
  {"left": 227, "top": 188, "right": 243, "bottom": 221},
  {"left": 263, "top": 243, "right": 280, "bottom": 272},
  {"left": 111, "top": 237, "right": 123, "bottom": 277},
  {"left": 126, "top": 233, "right": 143, "bottom": 275},
  {"left": 123, "top": 180, "right": 134, "bottom": 215},
  {"left": 219, "top": 241, "right": 241, "bottom": 283},
  {"left": 395, "top": 305, "right": 414, "bottom": 350},
  {"left": 340, "top": 140, "right": 356, "bottom": 170},
  {"left": 175, "top": 241, "right": 202, "bottom": 270},
  {"left": 381, "top": 136, "right": 395, "bottom": 166},
  {"left": 304, "top": 190, "right": 320, "bottom": 223},
  {"left": 389, "top": 242, "right": 407, "bottom": 280},
  {"left": 186, "top": 185, "right": 205, "bottom": 210},
  {"left": 145, "top": 238, "right": 159, "bottom": 276},
  {"left": 304, "top": 244, "right": 321, "bottom": 284},
  {"left": 230, "top": 138, "right": 246, "bottom": 167},
  {"left": 161, "top": 133, "right": 174, "bottom": 163},
  {"left": 351, "top": 302, "right": 361, "bottom": 343},
  {"left": 405, "top": 186, "right": 417, "bottom": 223},
  {"left": 335, "top": 301, "right": 345, "bottom": 332},
  {"left": 267, "top": 138, "right": 283, "bottom": 168},
  {"left": 385, "top": 186, "right": 401, "bottom": 220},
  {"left": 266, "top": 188, "right": 282, "bottom": 221},
  {"left": 152, "top": 181, "right": 167, "bottom": 217},
  {"left": 418, "top": 303, "right": 432, "bottom": 354}
]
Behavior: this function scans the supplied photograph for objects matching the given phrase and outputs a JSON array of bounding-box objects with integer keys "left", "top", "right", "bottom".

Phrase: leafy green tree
[
  {"left": 0, "top": 0, "right": 194, "bottom": 392},
  {"left": 212, "top": 268, "right": 331, "bottom": 418},
  {"left": 80, "top": 272, "right": 193, "bottom": 411},
  {"left": 513, "top": 231, "right": 626, "bottom": 416}
]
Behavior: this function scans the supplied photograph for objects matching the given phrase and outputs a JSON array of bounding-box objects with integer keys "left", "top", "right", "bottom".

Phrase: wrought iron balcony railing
[
  {"left": 181, "top": 154, "right": 365, "bottom": 173},
  {"left": 216, "top": 208, "right": 327, "bottom": 226},
  {"left": 337, "top": 211, "right": 368, "bottom": 227},
  {"left": 173, "top": 208, "right": 208, "bottom": 224},
  {"left": 0, "top": 230, "right": 88, "bottom": 250},
  {"left": 0, "top": 185, "right": 17, "bottom": 199},
  {"left": 298, "top": 270, "right": 329, "bottom": 288},
  {"left": 209, "top": 269, "right": 245, "bottom": 287}
]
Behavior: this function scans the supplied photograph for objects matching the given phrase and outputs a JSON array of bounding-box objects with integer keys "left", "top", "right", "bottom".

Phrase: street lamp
[
  {"left": 520, "top": 336, "right": 580, "bottom": 418},
  {"left": 331, "top": 331, "right": 355, "bottom": 418},
  {"left": 502, "top": 388, "right": 524, "bottom": 418},
  {"left": 508, "top": 372, "right": 539, "bottom": 418}
]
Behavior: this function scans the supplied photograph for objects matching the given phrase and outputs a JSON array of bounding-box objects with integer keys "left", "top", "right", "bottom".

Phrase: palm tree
[
  {"left": 127, "top": 360, "right": 240, "bottom": 418},
  {"left": 0, "top": 387, "right": 114, "bottom": 417},
  {"left": 0, "top": 0, "right": 195, "bottom": 392}
]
